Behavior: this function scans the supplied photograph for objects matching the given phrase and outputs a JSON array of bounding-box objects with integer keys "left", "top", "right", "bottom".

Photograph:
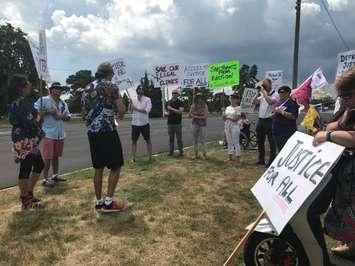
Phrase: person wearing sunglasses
[
  {"left": 8, "top": 74, "right": 45, "bottom": 210},
  {"left": 272, "top": 85, "right": 299, "bottom": 151},
  {"left": 311, "top": 67, "right": 355, "bottom": 261}
]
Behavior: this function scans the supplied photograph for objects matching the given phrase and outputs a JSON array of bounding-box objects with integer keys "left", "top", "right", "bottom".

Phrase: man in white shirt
[
  {"left": 252, "top": 79, "right": 279, "bottom": 166},
  {"left": 130, "top": 85, "right": 153, "bottom": 161}
]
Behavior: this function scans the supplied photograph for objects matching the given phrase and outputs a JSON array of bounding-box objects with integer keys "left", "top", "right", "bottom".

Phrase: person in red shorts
[{"left": 34, "top": 82, "right": 71, "bottom": 187}]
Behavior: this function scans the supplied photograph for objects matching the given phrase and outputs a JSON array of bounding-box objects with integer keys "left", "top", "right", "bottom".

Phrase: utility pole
[{"left": 292, "top": 0, "right": 301, "bottom": 89}]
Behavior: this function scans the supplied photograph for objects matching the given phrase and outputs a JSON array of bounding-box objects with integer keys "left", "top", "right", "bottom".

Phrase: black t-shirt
[{"left": 165, "top": 99, "right": 184, "bottom": 125}]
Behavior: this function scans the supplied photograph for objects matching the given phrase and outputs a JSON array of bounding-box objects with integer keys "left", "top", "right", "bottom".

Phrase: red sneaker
[{"left": 101, "top": 201, "right": 127, "bottom": 213}]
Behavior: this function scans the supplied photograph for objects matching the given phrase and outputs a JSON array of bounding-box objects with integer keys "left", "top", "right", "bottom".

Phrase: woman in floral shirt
[{"left": 8, "top": 74, "right": 45, "bottom": 209}]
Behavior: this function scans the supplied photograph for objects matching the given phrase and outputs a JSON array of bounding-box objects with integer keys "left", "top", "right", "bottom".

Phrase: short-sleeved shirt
[
  {"left": 224, "top": 105, "right": 241, "bottom": 127},
  {"left": 8, "top": 98, "right": 44, "bottom": 162},
  {"left": 81, "top": 79, "right": 120, "bottom": 134},
  {"left": 34, "top": 96, "right": 71, "bottom": 140},
  {"left": 131, "top": 96, "right": 152, "bottom": 126},
  {"left": 258, "top": 90, "right": 279, "bottom": 118},
  {"left": 272, "top": 98, "right": 299, "bottom": 136},
  {"left": 165, "top": 99, "right": 184, "bottom": 125}
]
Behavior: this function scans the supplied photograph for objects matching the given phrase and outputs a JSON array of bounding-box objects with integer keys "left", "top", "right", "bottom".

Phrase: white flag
[{"left": 311, "top": 68, "right": 327, "bottom": 89}]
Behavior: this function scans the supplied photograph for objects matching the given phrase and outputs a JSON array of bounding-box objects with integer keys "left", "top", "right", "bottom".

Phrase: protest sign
[
  {"left": 241, "top": 88, "right": 258, "bottom": 113},
  {"left": 208, "top": 60, "right": 240, "bottom": 88},
  {"left": 181, "top": 63, "right": 208, "bottom": 88},
  {"left": 28, "top": 30, "right": 51, "bottom": 82},
  {"left": 265, "top": 70, "right": 283, "bottom": 90},
  {"left": 251, "top": 131, "right": 344, "bottom": 234},
  {"left": 336, "top": 50, "right": 355, "bottom": 78},
  {"left": 152, "top": 63, "right": 182, "bottom": 87},
  {"left": 110, "top": 58, "right": 133, "bottom": 92}
]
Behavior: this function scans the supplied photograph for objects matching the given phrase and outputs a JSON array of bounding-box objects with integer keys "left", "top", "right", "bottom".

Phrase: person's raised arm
[{"left": 261, "top": 88, "right": 278, "bottom": 105}]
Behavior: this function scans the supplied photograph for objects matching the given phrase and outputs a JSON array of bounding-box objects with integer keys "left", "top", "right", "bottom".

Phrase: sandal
[{"left": 20, "top": 194, "right": 44, "bottom": 210}]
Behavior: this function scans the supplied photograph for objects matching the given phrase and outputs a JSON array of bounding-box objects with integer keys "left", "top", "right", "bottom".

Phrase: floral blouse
[{"left": 8, "top": 98, "right": 44, "bottom": 163}]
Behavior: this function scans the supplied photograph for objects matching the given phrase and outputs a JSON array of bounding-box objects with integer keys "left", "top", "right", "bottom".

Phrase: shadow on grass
[{"left": 96, "top": 210, "right": 149, "bottom": 236}]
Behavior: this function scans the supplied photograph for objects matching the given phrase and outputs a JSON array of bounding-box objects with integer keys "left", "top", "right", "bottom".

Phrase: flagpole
[{"left": 292, "top": 0, "right": 301, "bottom": 89}]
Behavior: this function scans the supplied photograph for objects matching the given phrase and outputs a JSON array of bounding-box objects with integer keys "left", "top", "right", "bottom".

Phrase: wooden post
[
  {"left": 192, "top": 87, "right": 196, "bottom": 105},
  {"left": 162, "top": 86, "right": 166, "bottom": 118},
  {"left": 221, "top": 88, "right": 225, "bottom": 114},
  {"left": 39, "top": 75, "right": 43, "bottom": 110},
  {"left": 223, "top": 210, "right": 266, "bottom": 266}
]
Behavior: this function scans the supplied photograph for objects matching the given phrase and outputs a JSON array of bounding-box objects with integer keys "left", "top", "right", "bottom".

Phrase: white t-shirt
[
  {"left": 131, "top": 96, "right": 152, "bottom": 126},
  {"left": 224, "top": 105, "right": 241, "bottom": 127},
  {"left": 258, "top": 90, "right": 279, "bottom": 118}
]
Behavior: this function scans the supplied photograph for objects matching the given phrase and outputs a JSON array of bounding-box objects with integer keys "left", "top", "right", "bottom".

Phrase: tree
[
  {"left": 66, "top": 70, "right": 94, "bottom": 113},
  {"left": 237, "top": 64, "right": 259, "bottom": 96},
  {"left": 140, "top": 71, "right": 162, "bottom": 117},
  {"left": 0, "top": 23, "right": 39, "bottom": 115}
]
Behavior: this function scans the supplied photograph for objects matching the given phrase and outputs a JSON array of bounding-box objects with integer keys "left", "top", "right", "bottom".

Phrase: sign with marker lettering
[
  {"left": 110, "top": 59, "right": 134, "bottom": 92},
  {"left": 251, "top": 132, "right": 344, "bottom": 234},
  {"left": 152, "top": 63, "right": 182, "bottom": 88},
  {"left": 181, "top": 63, "right": 208, "bottom": 88},
  {"left": 265, "top": 70, "right": 283, "bottom": 90},
  {"left": 336, "top": 50, "right": 355, "bottom": 78},
  {"left": 241, "top": 88, "right": 258, "bottom": 112},
  {"left": 208, "top": 60, "right": 240, "bottom": 88}
]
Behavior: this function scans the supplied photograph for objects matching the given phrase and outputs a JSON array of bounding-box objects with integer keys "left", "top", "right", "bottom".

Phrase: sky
[{"left": 0, "top": 0, "right": 354, "bottom": 87}]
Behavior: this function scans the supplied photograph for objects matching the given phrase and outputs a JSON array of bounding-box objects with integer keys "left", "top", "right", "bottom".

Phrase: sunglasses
[{"left": 339, "top": 92, "right": 354, "bottom": 100}]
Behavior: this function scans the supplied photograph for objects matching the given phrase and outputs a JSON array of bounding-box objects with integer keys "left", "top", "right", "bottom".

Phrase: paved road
[
  {"left": 0, "top": 112, "right": 334, "bottom": 189},
  {"left": 0, "top": 117, "right": 226, "bottom": 189}
]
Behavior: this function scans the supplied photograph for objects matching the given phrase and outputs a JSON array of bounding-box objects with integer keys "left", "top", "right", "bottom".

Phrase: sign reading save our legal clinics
[
  {"left": 251, "top": 132, "right": 344, "bottom": 234},
  {"left": 152, "top": 63, "right": 182, "bottom": 87},
  {"left": 336, "top": 50, "right": 355, "bottom": 77},
  {"left": 208, "top": 60, "right": 240, "bottom": 88},
  {"left": 181, "top": 63, "right": 208, "bottom": 88}
]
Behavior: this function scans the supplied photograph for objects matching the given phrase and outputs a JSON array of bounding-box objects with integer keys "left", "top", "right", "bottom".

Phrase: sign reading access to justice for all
[
  {"left": 251, "top": 132, "right": 344, "bottom": 234},
  {"left": 152, "top": 63, "right": 182, "bottom": 87},
  {"left": 208, "top": 60, "right": 240, "bottom": 88},
  {"left": 181, "top": 63, "right": 208, "bottom": 88}
]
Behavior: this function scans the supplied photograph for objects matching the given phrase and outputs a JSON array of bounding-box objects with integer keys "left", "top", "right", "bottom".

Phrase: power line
[{"left": 320, "top": 0, "right": 350, "bottom": 50}]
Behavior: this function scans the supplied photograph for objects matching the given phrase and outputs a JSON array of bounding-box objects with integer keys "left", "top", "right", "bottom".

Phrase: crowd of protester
[{"left": 6, "top": 63, "right": 355, "bottom": 261}]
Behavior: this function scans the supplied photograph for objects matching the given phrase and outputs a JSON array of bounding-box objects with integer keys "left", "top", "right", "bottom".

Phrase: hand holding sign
[{"left": 251, "top": 131, "right": 344, "bottom": 234}]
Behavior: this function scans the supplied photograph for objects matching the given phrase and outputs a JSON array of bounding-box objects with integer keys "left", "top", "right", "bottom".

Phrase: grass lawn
[{"left": 0, "top": 144, "right": 270, "bottom": 265}]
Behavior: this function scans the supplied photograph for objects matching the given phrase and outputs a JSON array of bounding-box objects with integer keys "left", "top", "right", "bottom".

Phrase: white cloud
[
  {"left": 46, "top": 0, "right": 176, "bottom": 55},
  {"left": 302, "top": 2, "right": 321, "bottom": 15},
  {"left": 214, "top": 0, "right": 238, "bottom": 15},
  {"left": 327, "top": 0, "right": 348, "bottom": 11}
]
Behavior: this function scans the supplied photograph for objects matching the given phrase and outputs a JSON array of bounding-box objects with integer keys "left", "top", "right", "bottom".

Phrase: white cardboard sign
[
  {"left": 152, "top": 63, "right": 182, "bottom": 88},
  {"left": 265, "top": 70, "right": 283, "bottom": 90},
  {"left": 181, "top": 63, "right": 208, "bottom": 88},
  {"left": 336, "top": 50, "right": 355, "bottom": 78},
  {"left": 28, "top": 30, "right": 51, "bottom": 82},
  {"left": 251, "top": 132, "right": 344, "bottom": 234},
  {"left": 110, "top": 58, "right": 133, "bottom": 92},
  {"left": 241, "top": 88, "right": 258, "bottom": 113}
]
